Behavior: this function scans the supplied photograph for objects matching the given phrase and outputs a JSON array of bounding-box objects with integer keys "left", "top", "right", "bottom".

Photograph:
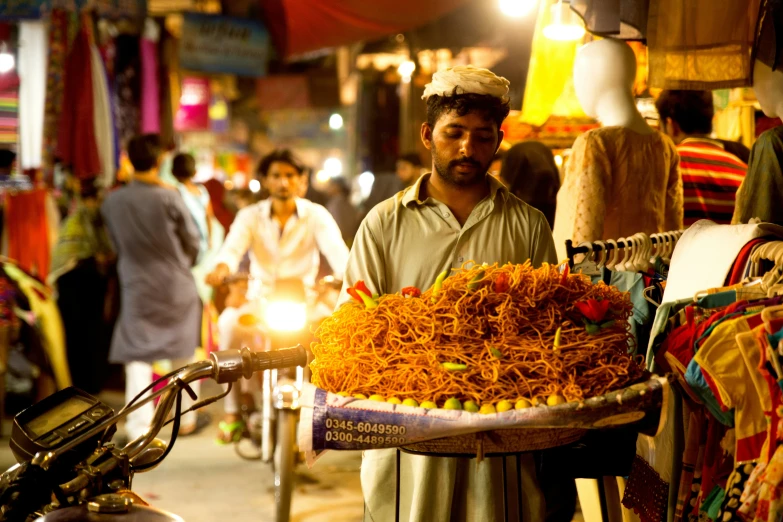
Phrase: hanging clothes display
[
  {"left": 140, "top": 19, "right": 160, "bottom": 135},
  {"left": 4, "top": 189, "right": 51, "bottom": 280},
  {"left": 0, "top": 74, "right": 18, "bottom": 147},
  {"left": 89, "top": 43, "right": 116, "bottom": 187},
  {"left": 2, "top": 263, "right": 69, "bottom": 390},
  {"left": 42, "top": 10, "right": 75, "bottom": 182},
  {"left": 56, "top": 25, "right": 101, "bottom": 179},
  {"left": 646, "top": 0, "right": 762, "bottom": 89},
  {"left": 17, "top": 21, "right": 47, "bottom": 172},
  {"left": 113, "top": 33, "right": 141, "bottom": 148}
]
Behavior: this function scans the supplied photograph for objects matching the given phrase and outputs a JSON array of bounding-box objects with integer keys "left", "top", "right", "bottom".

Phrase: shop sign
[
  {"left": 175, "top": 77, "right": 210, "bottom": 132},
  {"left": 180, "top": 13, "right": 270, "bottom": 77}
]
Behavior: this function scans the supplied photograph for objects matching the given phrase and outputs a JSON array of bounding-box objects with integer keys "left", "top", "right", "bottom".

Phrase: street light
[
  {"left": 543, "top": 0, "right": 586, "bottom": 41},
  {"left": 499, "top": 0, "right": 538, "bottom": 17},
  {"left": 398, "top": 60, "right": 416, "bottom": 83},
  {"left": 0, "top": 43, "right": 14, "bottom": 74},
  {"left": 249, "top": 179, "right": 261, "bottom": 193},
  {"left": 324, "top": 157, "right": 343, "bottom": 176},
  {"left": 329, "top": 113, "right": 344, "bottom": 130}
]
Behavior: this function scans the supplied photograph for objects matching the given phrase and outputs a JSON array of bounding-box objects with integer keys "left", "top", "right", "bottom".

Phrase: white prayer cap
[{"left": 422, "top": 65, "right": 510, "bottom": 102}]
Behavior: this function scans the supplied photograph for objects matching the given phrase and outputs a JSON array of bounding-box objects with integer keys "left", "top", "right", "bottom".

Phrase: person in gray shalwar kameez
[{"left": 101, "top": 134, "right": 202, "bottom": 440}]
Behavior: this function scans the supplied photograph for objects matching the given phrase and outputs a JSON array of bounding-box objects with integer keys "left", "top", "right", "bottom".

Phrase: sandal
[
  {"left": 179, "top": 412, "right": 212, "bottom": 437},
  {"left": 215, "top": 420, "right": 245, "bottom": 445}
]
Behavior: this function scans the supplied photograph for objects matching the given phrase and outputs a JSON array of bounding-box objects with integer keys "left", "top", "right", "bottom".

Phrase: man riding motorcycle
[{"left": 205, "top": 149, "right": 350, "bottom": 443}]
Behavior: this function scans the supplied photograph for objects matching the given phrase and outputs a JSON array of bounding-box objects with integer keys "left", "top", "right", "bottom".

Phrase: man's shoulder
[
  {"left": 363, "top": 189, "right": 409, "bottom": 224},
  {"left": 501, "top": 193, "right": 548, "bottom": 226}
]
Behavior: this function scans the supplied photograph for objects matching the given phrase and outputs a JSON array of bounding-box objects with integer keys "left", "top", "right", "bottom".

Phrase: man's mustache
[{"left": 449, "top": 158, "right": 482, "bottom": 169}]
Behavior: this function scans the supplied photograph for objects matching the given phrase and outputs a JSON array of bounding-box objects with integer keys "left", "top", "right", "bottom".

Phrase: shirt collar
[
  {"left": 401, "top": 173, "right": 509, "bottom": 208},
  {"left": 680, "top": 137, "right": 725, "bottom": 150},
  {"left": 261, "top": 198, "right": 303, "bottom": 219}
]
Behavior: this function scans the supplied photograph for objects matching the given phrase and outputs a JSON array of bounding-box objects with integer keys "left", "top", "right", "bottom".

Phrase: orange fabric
[{"left": 6, "top": 189, "right": 51, "bottom": 280}]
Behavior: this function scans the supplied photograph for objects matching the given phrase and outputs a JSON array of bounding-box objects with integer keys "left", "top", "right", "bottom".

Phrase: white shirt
[{"left": 215, "top": 198, "right": 350, "bottom": 289}]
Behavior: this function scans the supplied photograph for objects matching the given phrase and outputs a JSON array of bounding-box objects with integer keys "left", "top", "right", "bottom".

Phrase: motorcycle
[
  {"left": 224, "top": 275, "right": 341, "bottom": 522},
  {"left": 0, "top": 345, "right": 308, "bottom": 522}
]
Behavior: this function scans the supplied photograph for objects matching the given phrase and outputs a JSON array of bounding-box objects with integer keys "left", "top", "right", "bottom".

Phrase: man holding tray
[{"left": 340, "top": 65, "right": 560, "bottom": 521}]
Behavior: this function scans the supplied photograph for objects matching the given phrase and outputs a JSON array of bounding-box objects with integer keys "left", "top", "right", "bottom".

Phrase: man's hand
[{"left": 206, "top": 263, "right": 230, "bottom": 286}]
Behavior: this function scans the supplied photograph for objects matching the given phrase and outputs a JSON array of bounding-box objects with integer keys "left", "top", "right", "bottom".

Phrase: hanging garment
[
  {"left": 42, "top": 10, "right": 73, "bottom": 181},
  {"left": 6, "top": 189, "right": 51, "bottom": 280},
  {"left": 570, "top": 0, "right": 648, "bottom": 40},
  {"left": 56, "top": 26, "right": 100, "bottom": 179},
  {"left": 3, "top": 263, "right": 70, "bottom": 390},
  {"left": 646, "top": 0, "right": 763, "bottom": 89},
  {"left": 695, "top": 314, "right": 768, "bottom": 465},
  {"left": 0, "top": 80, "right": 18, "bottom": 146},
  {"left": 89, "top": 44, "right": 115, "bottom": 187},
  {"left": 18, "top": 21, "right": 47, "bottom": 171},
  {"left": 552, "top": 127, "right": 683, "bottom": 261},
  {"left": 733, "top": 127, "right": 783, "bottom": 226},
  {"left": 140, "top": 20, "right": 160, "bottom": 134},
  {"left": 113, "top": 34, "right": 141, "bottom": 147}
]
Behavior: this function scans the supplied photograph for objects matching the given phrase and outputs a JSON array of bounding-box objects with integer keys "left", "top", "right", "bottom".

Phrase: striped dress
[{"left": 677, "top": 138, "right": 747, "bottom": 226}]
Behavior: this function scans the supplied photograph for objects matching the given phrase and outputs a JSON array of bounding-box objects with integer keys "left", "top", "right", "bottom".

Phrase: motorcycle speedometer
[{"left": 10, "top": 387, "right": 114, "bottom": 465}]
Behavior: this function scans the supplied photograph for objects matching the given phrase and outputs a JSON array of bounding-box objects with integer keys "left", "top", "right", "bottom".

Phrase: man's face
[
  {"left": 396, "top": 160, "right": 420, "bottom": 186},
  {"left": 262, "top": 161, "right": 305, "bottom": 201},
  {"left": 421, "top": 110, "right": 502, "bottom": 187}
]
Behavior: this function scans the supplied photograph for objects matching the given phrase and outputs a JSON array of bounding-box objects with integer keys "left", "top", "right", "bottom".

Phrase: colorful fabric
[
  {"left": 623, "top": 454, "right": 670, "bottom": 522},
  {"left": 733, "top": 127, "right": 783, "bottom": 226},
  {"left": 48, "top": 204, "right": 113, "bottom": 286},
  {"left": 695, "top": 314, "right": 767, "bottom": 464},
  {"left": 42, "top": 10, "right": 73, "bottom": 182},
  {"left": 6, "top": 189, "right": 51, "bottom": 280},
  {"left": 0, "top": 89, "right": 18, "bottom": 145},
  {"left": 56, "top": 25, "right": 101, "bottom": 179},
  {"left": 552, "top": 127, "right": 683, "bottom": 260},
  {"left": 677, "top": 138, "right": 746, "bottom": 226},
  {"left": 3, "top": 262, "right": 70, "bottom": 389}
]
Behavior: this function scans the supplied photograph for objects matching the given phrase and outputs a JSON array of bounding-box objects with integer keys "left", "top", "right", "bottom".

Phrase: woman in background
[{"left": 498, "top": 141, "right": 560, "bottom": 228}]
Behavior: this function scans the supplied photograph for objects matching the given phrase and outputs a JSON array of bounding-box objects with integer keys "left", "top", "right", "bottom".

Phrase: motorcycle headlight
[{"left": 264, "top": 301, "right": 307, "bottom": 332}]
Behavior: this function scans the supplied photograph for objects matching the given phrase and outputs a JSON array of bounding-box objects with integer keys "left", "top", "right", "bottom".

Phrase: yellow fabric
[
  {"left": 647, "top": 0, "right": 763, "bottom": 89},
  {"left": 519, "top": 0, "right": 586, "bottom": 126},
  {"left": 3, "top": 263, "right": 71, "bottom": 389},
  {"left": 694, "top": 316, "right": 766, "bottom": 463},
  {"left": 551, "top": 127, "right": 683, "bottom": 260}
]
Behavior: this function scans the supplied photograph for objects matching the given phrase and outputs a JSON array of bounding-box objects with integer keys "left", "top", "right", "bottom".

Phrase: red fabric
[
  {"left": 56, "top": 27, "right": 101, "bottom": 179},
  {"left": 261, "top": 0, "right": 471, "bottom": 57},
  {"left": 5, "top": 189, "right": 50, "bottom": 280},
  {"left": 728, "top": 239, "right": 767, "bottom": 285},
  {"left": 203, "top": 179, "right": 234, "bottom": 232}
]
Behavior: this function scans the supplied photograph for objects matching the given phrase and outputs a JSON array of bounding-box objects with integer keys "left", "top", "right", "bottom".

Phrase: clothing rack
[{"left": 565, "top": 230, "right": 685, "bottom": 268}]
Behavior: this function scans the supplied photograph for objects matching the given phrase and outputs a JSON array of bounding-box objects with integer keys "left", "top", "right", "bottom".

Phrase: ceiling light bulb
[{"left": 499, "top": 0, "right": 538, "bottom": 17}]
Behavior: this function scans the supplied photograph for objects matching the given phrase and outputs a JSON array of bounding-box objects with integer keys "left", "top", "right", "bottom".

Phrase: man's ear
[
  {"left": 421, "top": 122, "right": 433, "bottom": 150},
  {"left": 495, "top": 130, "right": 505, "bottom": 153}
]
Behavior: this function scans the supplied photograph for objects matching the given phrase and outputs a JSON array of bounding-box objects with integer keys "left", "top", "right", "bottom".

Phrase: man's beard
[{"left": 432, "top": 147, "right": 489, "bottom": 187}]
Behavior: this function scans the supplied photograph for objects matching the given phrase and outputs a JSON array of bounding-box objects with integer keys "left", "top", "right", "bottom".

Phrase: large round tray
[{"left": 401, "top": 427, "right": 588, "bottom": 459}]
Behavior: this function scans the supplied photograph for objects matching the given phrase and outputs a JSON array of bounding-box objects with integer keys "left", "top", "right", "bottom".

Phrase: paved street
[{"left": 0, "top": 381, "right": 364, "bottom": 522}]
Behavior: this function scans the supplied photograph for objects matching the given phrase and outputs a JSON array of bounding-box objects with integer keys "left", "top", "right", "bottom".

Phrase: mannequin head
[
  {"left": 753, "top": 60, "right": 783, "bottom": 118},
  {"left": 573, "top": 39, "right": 643, "bottom": 129}
]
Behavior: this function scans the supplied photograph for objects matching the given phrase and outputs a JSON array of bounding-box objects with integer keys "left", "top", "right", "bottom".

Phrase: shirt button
[
  {"left": 444, "top": 212, "right": 451, "bottom": 218},
  {"left": 458, "top": 256, "right": 464, "bottom": 263}
]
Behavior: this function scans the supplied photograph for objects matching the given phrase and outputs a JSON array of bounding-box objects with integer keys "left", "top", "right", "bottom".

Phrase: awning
[{"left": 258, "top": 0, "right": 472, "bottom": 59}]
